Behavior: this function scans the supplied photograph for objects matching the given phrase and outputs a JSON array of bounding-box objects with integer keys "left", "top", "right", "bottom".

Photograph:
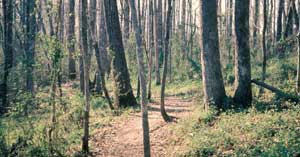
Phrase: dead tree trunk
[{"left": 252, "top": 79, "right": 299, "bottom": 103}]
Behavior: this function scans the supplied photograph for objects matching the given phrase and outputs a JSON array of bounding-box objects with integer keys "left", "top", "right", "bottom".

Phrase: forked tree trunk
[{"left": 128, "top": 0, "right": 151, "bottom": 156}]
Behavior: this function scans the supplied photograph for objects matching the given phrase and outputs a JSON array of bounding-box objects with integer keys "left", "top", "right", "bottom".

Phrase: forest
[{"left": 1, "top": 0, "right": 300, "bottom": 156}]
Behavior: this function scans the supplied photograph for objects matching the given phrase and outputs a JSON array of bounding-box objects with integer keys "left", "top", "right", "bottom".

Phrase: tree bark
[
  {"left": 200, "top": 0, "right": 226, "bottom": 109},
  {"left": 104, "top": 0, "right": 137, "bottom": 108},
  {"left": 234, "top": 0, "right": 252, "bottom": 106}
]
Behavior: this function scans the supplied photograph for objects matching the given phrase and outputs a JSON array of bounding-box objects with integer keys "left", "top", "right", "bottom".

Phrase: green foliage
[
  {"left": 0, "top": 86, "right": 119, "bottom": 156},
  {"left": 173, "top": 104, "right": 300, "bottom": 156}
]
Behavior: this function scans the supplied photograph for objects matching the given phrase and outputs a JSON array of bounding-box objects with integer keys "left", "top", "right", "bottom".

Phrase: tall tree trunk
[
  {"left": 68, "top": 0, "right": 76, "bottom": 80},
  {"left": 253, "top": 0, "right": 260, "bottom": 47},
  {"left": 147, "top": 0, "right": 154, "bottom": 99},
  {"left": 104, "top": 0, "right": 137, "bottom": 108},
  {"left": 25, "top": 0, "right": 37, "bottom": 114},
  {"left": 154, "top": 0, "right": 162, "bottom": 85},
  {"left": 200, "top": 0, "right": 226, "bottom": 109},
  {"left": 284, "top": 1, "right": 294, "bottom": 38},
  {"left": 160, "top": 0, "right": 173, "bottom": 122},
  {"left": 277, "top": 0, "right": 285, "bottom": 41},
  {"left": 261, "top": 0, "right": 268, "bottom": 93},
  {"left": 1, "top": 0, "right": 13, "bottom": 114},
  {"left": 297, "top": 33, "right": 300, "bottom": 93},
  {"left": 128, "top": 1, "right": 151, "bottom": 156},
  {"left": 181, "top": 0, "right": 186, "bottom": 59},
  {"left": 234, "top": 0, "right": 252, "bottom": 106},
  {"left": 123, "top": 0, "right": 130, "bottom": 46},
  {"left": 226, "top": 0, "right": 233, "bottom": 62},
  {"left": 94, "top": 0, "right": 113, "bottom": 110},
  {"left": 81, "top": 0, "right": 90, "bottom": 154}
]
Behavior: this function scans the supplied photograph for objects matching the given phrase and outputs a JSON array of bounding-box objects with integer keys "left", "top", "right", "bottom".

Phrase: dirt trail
[{"left": 91, "top": 96, "right": 194, "bottom": 157}]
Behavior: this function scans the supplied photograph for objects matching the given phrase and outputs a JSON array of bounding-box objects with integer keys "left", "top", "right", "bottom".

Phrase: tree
[
  {"left": 253, "top": 0, "right": 260, "bottom": 47},
  {"left": 67, "top": 0, "right": 76, "bottom": 80},
  {"left": 1, "top": 0, "right": 13, "bottom": 114},
  {"left": 154, "top": 0, "right": 162, "bottom": 85},
  {"left": 199, "top": 0, "right": 226, "bottom": 109},
  {"left": 25, "top": 0, "right": 37, "bottom": 113},
  {"left": 226, "top": 0, "right": 233, "bottom": 62},
  {"left": 160, "top": 0, "right": 173, "bottom": 122},
  {"left": 181, "top": 0, "right": 187, "bottom": 59},
  {"left": 103, "top": 0, "right": 137, "bottom": 108},
  {"left": 297, "top": 32, "right": 300, "bottom": 93},
  {"left": 233, "top": 0, "right": 252, "bottom": 106},
  {"left": 123, "top": 0, "right": 130, "bottom": 46},
  {"left": 147, "top": 0, "right": 154, "bottom": 99},
  {"left": 261, "top": 0, "right": 267, "bottom": 93},
  {"left": 276, "top": 0, "right": 285, "bottom": 42},
  {"left": 81, "top": 0, "right": 91, "bottom": 154},
  {"left": 93, "top": 0, "right": 113, "bottom": 110},
  {"left": 128, "top": 0, "right": 151, "bottom": 156}
]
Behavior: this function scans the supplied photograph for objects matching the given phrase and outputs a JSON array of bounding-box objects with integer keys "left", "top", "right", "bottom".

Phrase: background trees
[{"left": 1, "top": 0, "right": 300, "bottom": 156}]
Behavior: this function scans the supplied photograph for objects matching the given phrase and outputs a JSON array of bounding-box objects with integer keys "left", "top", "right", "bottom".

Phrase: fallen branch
[{"left": 251, "top": 79, "right": 299, "bottom": 103}]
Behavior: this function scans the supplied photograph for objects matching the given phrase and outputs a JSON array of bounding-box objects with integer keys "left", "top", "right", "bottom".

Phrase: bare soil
[{"left": 91, "top": 96, "right": 194, "bottom": 157}]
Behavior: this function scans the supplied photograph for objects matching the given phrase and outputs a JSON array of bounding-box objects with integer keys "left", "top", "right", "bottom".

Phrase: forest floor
[{"left": 90, "top": 96, "right": 194, "bottom": 156}]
